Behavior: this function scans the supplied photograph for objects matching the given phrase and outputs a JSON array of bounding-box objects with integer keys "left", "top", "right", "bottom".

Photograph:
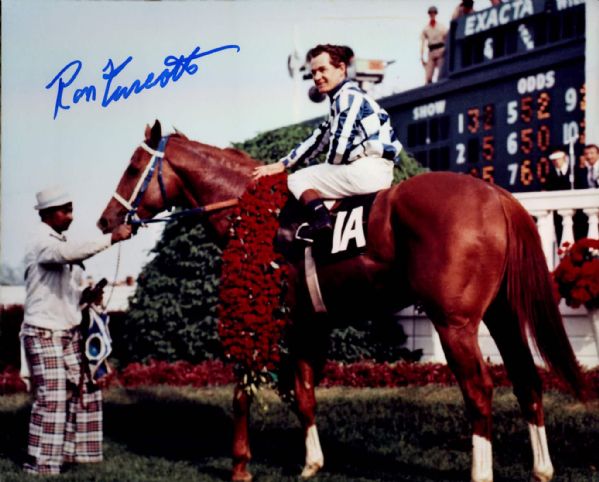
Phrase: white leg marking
[
  {"left": 301, "top": 424, "right": 324, "bottom": 479},
  {"left": 471, "top": 434, "right": 493, "bottom": 482},
  {"left": 528, "top": 424, "right": 554, "bottom": 482}
]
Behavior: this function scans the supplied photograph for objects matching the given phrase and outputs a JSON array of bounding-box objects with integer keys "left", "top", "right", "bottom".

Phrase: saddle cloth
[
  {"left": 276, "top": 193, "right": 377, "bottom": 313},
  {"left": 276, "top": 193, "right": 377, "bottom": 264}
]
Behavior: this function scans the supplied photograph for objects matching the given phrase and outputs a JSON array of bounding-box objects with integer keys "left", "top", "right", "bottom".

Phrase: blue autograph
[{"left": 46, "top": 44, "right": 240, "bottom": 119}]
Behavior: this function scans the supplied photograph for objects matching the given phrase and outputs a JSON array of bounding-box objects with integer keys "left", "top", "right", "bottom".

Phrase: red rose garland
[{"left": 218, "top": 173, "right": 290, "bottom": 392}]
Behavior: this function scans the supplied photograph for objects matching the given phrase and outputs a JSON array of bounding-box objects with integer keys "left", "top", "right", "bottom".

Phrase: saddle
[
  {"left": 275, "top": 194, "right": 378, "bottom": 314},
  {"left": 275, "top": 193, "right": 377, "bottom": 264}
]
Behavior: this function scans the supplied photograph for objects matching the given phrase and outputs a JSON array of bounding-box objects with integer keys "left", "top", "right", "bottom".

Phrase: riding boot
[{"left": 296, "top": 199, "right": 333, "bottom": 244}]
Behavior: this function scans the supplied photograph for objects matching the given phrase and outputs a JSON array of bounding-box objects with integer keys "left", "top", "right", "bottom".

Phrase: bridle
[
  {"left": 112, "top": 134, "right": 239, "bottom": 227},
  {"left": 112, "top": 136, "right": 170, "bottom": 226}
]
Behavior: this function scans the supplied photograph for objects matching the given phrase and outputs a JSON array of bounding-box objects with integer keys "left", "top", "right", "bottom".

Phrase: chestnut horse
[{"left": 99, "top": 121, "right": 585, "bottom": 482}]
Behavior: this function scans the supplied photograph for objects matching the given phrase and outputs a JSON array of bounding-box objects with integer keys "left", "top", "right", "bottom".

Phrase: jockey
[{"left": 253, "top": 44, "right": 403, "bottom": 242}]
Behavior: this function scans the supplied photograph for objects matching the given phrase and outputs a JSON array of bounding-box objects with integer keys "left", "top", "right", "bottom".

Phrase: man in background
[
  {"left": 452, "top": 0, "right": 475, "bottom": 20},
  {"left": 546, "top": 148, "right": 571, "bottom": 191},
  {"left": 421, "top": 6, "right": 448, "bottom": 84},
  {"left": 544, "top": 149, "right": 572, "bottom": 247},
  {"left": 583, "top": 144, "right": 599, "bottom": 188}
]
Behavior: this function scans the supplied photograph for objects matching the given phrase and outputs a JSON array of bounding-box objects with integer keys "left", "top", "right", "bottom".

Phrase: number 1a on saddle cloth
[{"left": 275, "top": 193, "right": 377, "bottom": 264}]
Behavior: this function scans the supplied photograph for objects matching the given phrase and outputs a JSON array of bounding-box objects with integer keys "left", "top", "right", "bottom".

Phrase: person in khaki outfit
[{"left": 420, "top": 6, "right": 447, "bottom": 84}]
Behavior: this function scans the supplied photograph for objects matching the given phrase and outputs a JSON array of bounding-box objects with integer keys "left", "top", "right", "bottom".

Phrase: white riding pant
[{"left": 287, "top": 156, "right": 394, "bottom": 199}]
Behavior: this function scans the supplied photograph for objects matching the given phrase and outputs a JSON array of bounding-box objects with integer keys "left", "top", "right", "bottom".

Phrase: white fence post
[
  {"left": 556, "top": 209, "right": 575, "bottom": 247},
  {"left": 583, "top": 207, "right": 599, "bottom": 239},
  {"left": 530, "top": 209, "right": 555, "bottom": 270}
]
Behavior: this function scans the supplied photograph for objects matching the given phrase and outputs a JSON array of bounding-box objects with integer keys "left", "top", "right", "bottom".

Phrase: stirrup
[
  {"left": 295, "top": 222, "right": 315, "bottom": 245},
  {"left": 295, "top": 222, "right": 333, "bottom": 246}
]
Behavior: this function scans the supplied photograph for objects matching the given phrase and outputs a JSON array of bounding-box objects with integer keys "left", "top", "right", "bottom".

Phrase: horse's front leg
[
  {"left": 294, "top": 358, "right": 324, "bottom": 479},
  {"left": 231, "top": 384, "right": 253, "bottom": 482}
]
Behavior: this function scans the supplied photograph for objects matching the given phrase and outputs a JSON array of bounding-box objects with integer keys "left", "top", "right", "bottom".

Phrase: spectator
[
  {"left": 420, "top": 6, "right": 448, "bottom": 84},
  {"left": 583, "top": 144, "right": 599, "bottom": 188},
  {"left": 20, "top": 186, "right": 132, "bottom": 475},
  {"left": 546, "top": 148, "right": 571, "bottom": 191},
  {"left": 452, "top": 0, "right": 475, "bottom": 20},
  {"left": 544, "top": 148, "right": 590, "bottom": 245}
]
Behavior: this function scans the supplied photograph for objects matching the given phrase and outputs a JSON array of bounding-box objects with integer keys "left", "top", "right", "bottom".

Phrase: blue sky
[{"left": 1, "top": 0, "right": 470, "bottom": 282}]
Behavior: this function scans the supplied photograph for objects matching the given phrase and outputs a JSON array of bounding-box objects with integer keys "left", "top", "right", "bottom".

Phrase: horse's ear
[
  {"left": 173, "top": 126, "right": 188, "bottom": 140},
  {"left": 145, "top": 120, "right": 162, "bottom": 149}
]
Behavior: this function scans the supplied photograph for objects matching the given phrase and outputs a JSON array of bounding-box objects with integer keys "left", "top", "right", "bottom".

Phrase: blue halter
[
  {"left": 113, "top": 136, "right": 170, "bottom": 225},
  {"left": 113, "top": 134, "right": 239, "bottom": 226}
]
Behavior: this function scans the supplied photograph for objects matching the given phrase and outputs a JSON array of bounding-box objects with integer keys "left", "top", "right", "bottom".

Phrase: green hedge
[{"left": 118, "top": 218, "right": 222, "bottom": 365}]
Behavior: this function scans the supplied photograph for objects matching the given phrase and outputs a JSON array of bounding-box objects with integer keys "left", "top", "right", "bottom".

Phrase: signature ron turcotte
[{"left": 45, "top": 44, "right": 241, "bottom": 120}]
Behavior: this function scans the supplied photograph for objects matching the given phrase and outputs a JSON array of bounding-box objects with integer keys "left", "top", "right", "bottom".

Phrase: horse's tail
[{"left": 498, "top": 190, "right": 586, "bottom": 399}]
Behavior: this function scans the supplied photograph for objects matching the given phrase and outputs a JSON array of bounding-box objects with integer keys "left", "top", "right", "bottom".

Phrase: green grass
[{"left": 0, "top": 386, "right": 597, "bottom": 481}]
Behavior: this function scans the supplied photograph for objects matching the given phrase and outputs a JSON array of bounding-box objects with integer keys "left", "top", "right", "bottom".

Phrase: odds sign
[{"left": 382, "top": 0, "right": 586, "bottom": 192}]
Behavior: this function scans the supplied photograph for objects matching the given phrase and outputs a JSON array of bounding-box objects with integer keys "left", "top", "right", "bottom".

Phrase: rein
[
  {"left": 130, "top": 199, "right": 239, "bottom": 225},
  {"left": 112, "top": 135, "right": 239, "bottom": 226}
]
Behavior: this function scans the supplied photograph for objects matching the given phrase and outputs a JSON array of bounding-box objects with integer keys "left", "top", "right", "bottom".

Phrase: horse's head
[{"left": 98, "top": 120, "right": 184, "bottom": 233}]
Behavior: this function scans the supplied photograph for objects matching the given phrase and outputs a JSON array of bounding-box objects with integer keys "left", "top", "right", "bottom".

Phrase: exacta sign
[{"left": 456, "top": 0, "right": 585, "bottom": 39}]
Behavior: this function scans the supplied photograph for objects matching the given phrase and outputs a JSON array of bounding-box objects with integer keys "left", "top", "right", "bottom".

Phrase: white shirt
[
  {"left": 23, "top": 222, "right": 112, "bottom": 330},
  {"left": 555, "top": 162, "right": 568, "bottom": 177},
  {"left": 587, "top": 162, "right": 599, "bottom": 188}
]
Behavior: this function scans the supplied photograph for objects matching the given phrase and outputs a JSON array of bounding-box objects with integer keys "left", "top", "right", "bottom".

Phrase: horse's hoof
[
  {"left": 471, "top": 477, "right": 493, "bottom": 482},
  {"left": 300, "top": 462, "right": 323, "bottom": 479},
  {"left": 231, "top": 470, "right": 252, "bottom": 482},
  {"left": 530, "top": 470, "right": 553, "bottom": 482}
]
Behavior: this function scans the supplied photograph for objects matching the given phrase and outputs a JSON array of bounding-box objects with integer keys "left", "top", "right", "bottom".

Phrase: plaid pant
[{"left": 22, "top": 324, "right": 103, "bottom": 475}]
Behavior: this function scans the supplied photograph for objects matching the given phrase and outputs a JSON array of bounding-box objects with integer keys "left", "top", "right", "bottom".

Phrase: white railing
[{"left": 514, "top": 188, "right": 599, "bottom": 270}]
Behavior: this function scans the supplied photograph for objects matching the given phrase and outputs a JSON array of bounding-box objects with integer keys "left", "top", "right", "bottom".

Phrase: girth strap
[{"left": 304, "top": 246, "right": 327, "bottom": 313}]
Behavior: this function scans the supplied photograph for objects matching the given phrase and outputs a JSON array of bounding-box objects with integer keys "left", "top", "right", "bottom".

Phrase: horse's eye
[{"left": 126, "top": 165, "right": 140, "bottom": 176}]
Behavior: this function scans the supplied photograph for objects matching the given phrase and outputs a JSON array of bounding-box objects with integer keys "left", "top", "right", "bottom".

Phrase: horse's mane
[
  {"left": 223, "top": 147, "right": 254, "bottom": 160},
  {"left": 169, "top": 133, "right": 259, "bottom": 166}
]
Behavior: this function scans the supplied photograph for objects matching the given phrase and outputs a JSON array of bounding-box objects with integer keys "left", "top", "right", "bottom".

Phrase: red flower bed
[
  {"left": 320, "top": 361, "right": 598, "bottom": 394},
  {"left": 0, "top": 366, "right": 28, "bottom": 394},
  {"left": 217, "top": 173, "right": 290, "bottom": 389},
  {"left": 110, "top": 359, "right": 235, "bottom": 388},
  {"left": 321, "top": 361, "right": 458, "bottom": 388},
  {"left": 2, "top": 361, "right": 597, "bottom": 396}
]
